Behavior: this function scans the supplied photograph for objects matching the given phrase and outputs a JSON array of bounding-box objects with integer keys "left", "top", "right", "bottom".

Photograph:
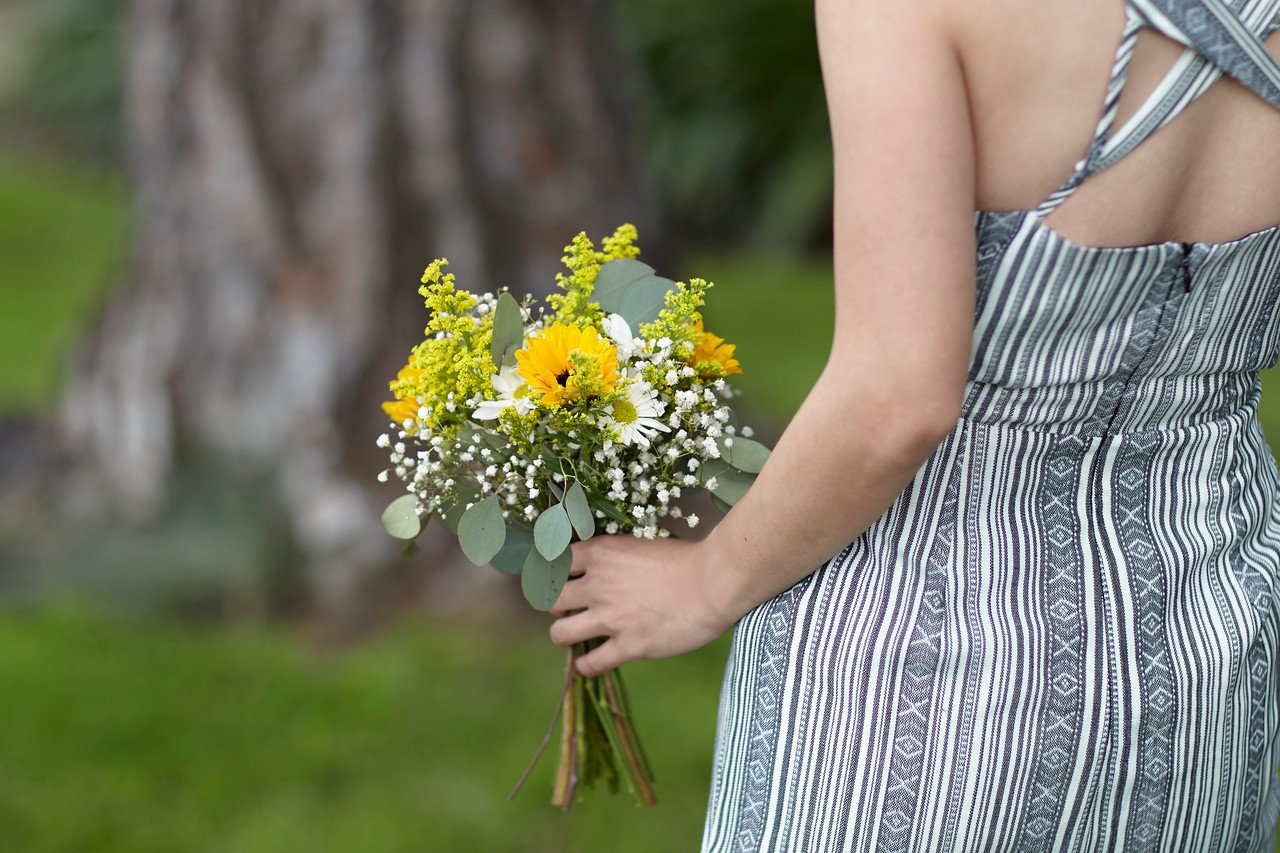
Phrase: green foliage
[
  {"left": 490, "top": 526, "right": 535, "bottom": 576},
  {"left": 522, "top": 547, "right": 572, "bottom": 611},
  {"left": 457, "top": 496, "right": 506, "bottom": 566},
  {"left": 614, "top": 0, "right": 831, "bottom": 249},
  {"left": 697, "top": 459, "right": 754, "bottom": 506},
  {"left": 565, "top": 483, "right": 595, "bottom": 541},
  {"left": 533, "top": 503, "right": 572, "bottom": 561},
  {"left": 545, "top": 225, "right": 644, "bottom": 326},
  {"left": 590, "top": 255, "right": 680, "bottom": 332},
  {"left": 436, "top": 483, "right": 481, "bottom": 537},
  {"left": 393, "top": 260, "right": 496, "bottom": 434},
  {"left": 718, "top": 435, "right": 771, "bottom": 473},
  {"left": 0, "top": 606, "right": 731, "bottom": 852},
  {"left": 638, "top": 276, "right": 713, "bottom": 357},
  {"left": 381, "top": 495, "right": 422, "bottom": 541},
  {"left": 490, "top": 292, "right": 524, "bottom": 368},
  {"left": 18, "top": 0, "right": 124, "bottom": 158},
  {"left": 593, "top": 258, "right": 655, "bottom": 313},
  {"left": 615, "top": 275, "right": 678, "bottom": 330}
]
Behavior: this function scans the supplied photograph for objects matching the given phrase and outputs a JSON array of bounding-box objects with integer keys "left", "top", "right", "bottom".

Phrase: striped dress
[{"left": 701, "top": 0, "right": 1280, "bottom": 850}]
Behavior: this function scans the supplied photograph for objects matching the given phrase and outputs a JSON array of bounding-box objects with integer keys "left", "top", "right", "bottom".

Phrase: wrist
[{"left": 694, "top": 531, "right": 759, "bottom": 630}]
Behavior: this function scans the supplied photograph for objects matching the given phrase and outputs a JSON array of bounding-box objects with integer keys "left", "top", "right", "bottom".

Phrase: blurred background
[
  {"left": 0, "top": 1, "right": 833, "bottom": 850},
  {"left": 3, "top": 2, "right": 1280, "bottom": 851}
]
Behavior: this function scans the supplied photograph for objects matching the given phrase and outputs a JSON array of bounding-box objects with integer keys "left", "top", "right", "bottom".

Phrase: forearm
[{"left": 701, "top": 362, "right": 958, "bottom": 622}]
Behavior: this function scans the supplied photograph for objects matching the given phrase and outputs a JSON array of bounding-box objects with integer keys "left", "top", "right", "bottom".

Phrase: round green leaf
[
  {"left": 565, "top": 482, "right": 595, "bottom": 541},
  {"left": 490, "top": 292, "right": 524, "bottom": 367},
  {"left": 533, "top": 502, "right": 573, "bottom": 561},
  {"left": 437, "top": 485, "right": 480, "bottom": 536},
  {"left": 616, "top": 275, "right": 676, "bottom": 328},
  {"left": 710, "top": 493, "right": 734, "bottom": 514},
  {"left": 718, "top": 435, "right": 771, "bottom": 473},
  {"left": 698, "top": 459, "right": 755, "bottom": 506},
  {"left": 490, "top": 526, "right": 534, "bottom": 576},
  {"left": 458, "top": 495, "right": 506, "bottom": 566},
  {"left": 381, "top": 494, "right": 422, "bottom": 540},
  {"left": 593, "top": 258, "right": 655, "bottom": 313},
  {"left": 522, "top": 546, "right": 573, "bottom": 611}
]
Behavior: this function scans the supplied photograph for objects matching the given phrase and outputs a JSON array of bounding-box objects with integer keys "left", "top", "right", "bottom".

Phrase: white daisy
[
  {"left": 601, "top": 313, "right": 642, "bottom": 361},
  {"left": 606, "top": 379, "right": 671, "bottom": 448},
  {"left": 472, "top": 364, "right": 534, "bottom": 420}
]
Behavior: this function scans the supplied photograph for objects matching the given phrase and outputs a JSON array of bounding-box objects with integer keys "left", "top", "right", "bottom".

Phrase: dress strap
[{"left": 1033, "top": 0, "right": 1280, "bottom": 219}]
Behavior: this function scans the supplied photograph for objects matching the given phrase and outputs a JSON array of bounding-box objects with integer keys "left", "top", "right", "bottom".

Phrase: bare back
[{"left": 952, "top": 0, "right": 1280, "bottom": 248}]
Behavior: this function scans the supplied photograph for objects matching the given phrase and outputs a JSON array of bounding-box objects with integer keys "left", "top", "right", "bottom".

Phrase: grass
[
  {"left": 0, "top": 605, "right": 732, "bottom": 853},
  {"left": 0, "top": 146, "right": 127, "bottom": 413}
]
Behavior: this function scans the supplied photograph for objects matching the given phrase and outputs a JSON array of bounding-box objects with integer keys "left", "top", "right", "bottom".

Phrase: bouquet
[{"left": 376, "top": 224, "right": 771, "bottom": 808}]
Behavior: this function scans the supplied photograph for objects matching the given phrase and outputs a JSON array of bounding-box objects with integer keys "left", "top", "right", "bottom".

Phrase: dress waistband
[{"left": 959, "top": 371, "right": 1263, "bottom": 438}]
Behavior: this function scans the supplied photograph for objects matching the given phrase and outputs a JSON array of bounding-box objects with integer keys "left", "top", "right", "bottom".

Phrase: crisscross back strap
[{"left": 1033, "top": 0, "right": 1280, "bottom": 218}]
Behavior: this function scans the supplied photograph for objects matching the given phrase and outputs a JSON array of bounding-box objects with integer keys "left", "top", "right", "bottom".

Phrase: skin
[{"left": 550, "top": 0, "right": 1280, "bottom": 678}]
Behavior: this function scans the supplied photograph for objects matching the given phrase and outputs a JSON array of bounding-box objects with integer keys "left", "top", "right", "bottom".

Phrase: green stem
[
  {"left": 550, "top": 645, "right": 579, "bottom": 808},
  {"left": 608, "top": 666, "right": 656, "bottom": 785},
  {"left": 511, "top": 644, "right": 575, "bottom": 801},
  {"left": 601, "top": 669, "right": 658, "bottom": 805}
]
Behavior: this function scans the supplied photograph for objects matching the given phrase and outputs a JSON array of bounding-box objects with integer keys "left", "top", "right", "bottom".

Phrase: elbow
[
  {"left": 876, "top": 395, "right": 960, "bottom": 467},
  {"left": 830, "top": 373, "right": 964, "bottom": 468}
]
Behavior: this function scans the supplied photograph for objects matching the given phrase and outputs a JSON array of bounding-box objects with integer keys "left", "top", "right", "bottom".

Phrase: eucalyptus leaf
[
  {"left": 616, "top": 275, "right": 677, "bottom": 329},
  {"left": 490, "top": 292, "right": 524, "bottom": 368},
  {"left": 437, "top": 484, "right": 481, "bottom": 536},
  {"left": 534, "top": 502, "right": 573, "bottom": 560},
  {"left": 593, "top": 258, "right": 655, "bottom": 313},
  {"left": 546, "top": 478, "right": 564, "bottom": 502},
  {"left": 717, "top": 435, "right": 771, "bottom": 473},
  {"left": 381, "top": 494, "right": 422, "bottom": 540},
  {"left": 698, "top": 459, "right": 755, "bottom": 506},
  {"left": 565, "top": 482, "right": 595, "bottom": 541},
  {"left": 521, "top": 546, "right": 573, "bottom": 611},
  {"left": 490, "top": 526, "right": 535, "bottom": 576},
  {"left": 458, "top": 495, "right": 507, "bottom": 565},
  {"left": 710, "top": 493, "right": 734, "bottom": 514}
]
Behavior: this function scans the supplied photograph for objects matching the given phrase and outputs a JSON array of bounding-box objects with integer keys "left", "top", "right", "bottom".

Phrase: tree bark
[{"left": 58, "top": 0, "right": 660, "bottom": 610}]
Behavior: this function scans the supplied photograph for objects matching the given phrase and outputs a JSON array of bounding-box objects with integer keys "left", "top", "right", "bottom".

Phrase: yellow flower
[
  {"left": 382, "top": 361, "right": 427, "bottom": 426},
  {"left": 688, "top": 317, "right": 742, "bottom": 377},
  {"left": 515, "top": 323, "right": 620, "bottom": 407}
]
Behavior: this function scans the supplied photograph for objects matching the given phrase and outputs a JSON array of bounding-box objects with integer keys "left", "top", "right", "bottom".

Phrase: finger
[
  {"left": 569, "top": 538, "right": 599, "bottom": 571},
  {"left": 548, "top": 574, "right": 590, "bottom": 617},
  {"left": 575, "top": 638, "right": 632, "bottom": 677},
  {"left": 549, "top": 610, "right": 607, "bottom": 648}
]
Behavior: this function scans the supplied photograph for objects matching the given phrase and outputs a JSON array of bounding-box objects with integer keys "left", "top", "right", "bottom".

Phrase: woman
[{"left": 550, "top": 0, "right": 1280, "bottom": 848}]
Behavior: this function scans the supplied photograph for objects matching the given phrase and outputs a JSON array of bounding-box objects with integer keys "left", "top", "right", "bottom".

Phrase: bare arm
[
  {"left": 551, "top": 0, "right": 977, "bottom": 677},
  {"left": 702, "top": 0, "right": 976, "bottom": 617}
]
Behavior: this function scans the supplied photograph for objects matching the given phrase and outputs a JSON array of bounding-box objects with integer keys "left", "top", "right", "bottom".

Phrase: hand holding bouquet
[{"left": 376, "top": 225, "right": 770, "bottom": 808}]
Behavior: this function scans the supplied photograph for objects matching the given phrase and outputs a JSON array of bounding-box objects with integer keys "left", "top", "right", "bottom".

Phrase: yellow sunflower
[
  {"left": 515, "top": 323, "right": 620, "bottom": 407},
  {"left": 382, "top": 360, "right": 426, "bottom": 425},
  {"left": 688, "top": 317, "right": 742, "bottom": 377}
]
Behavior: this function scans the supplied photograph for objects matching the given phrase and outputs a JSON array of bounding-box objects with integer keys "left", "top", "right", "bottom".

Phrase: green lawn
[
  {"left": 0, "top": 147, "right": 127, "bottom": 413},
  {"left": 0, "top": 605, "right": 732, "bottom": 853}
]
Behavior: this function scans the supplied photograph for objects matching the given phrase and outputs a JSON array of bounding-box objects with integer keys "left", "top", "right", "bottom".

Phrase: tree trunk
[{"left": 58, "top": 0, "right": 661, "bottom": 611}]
